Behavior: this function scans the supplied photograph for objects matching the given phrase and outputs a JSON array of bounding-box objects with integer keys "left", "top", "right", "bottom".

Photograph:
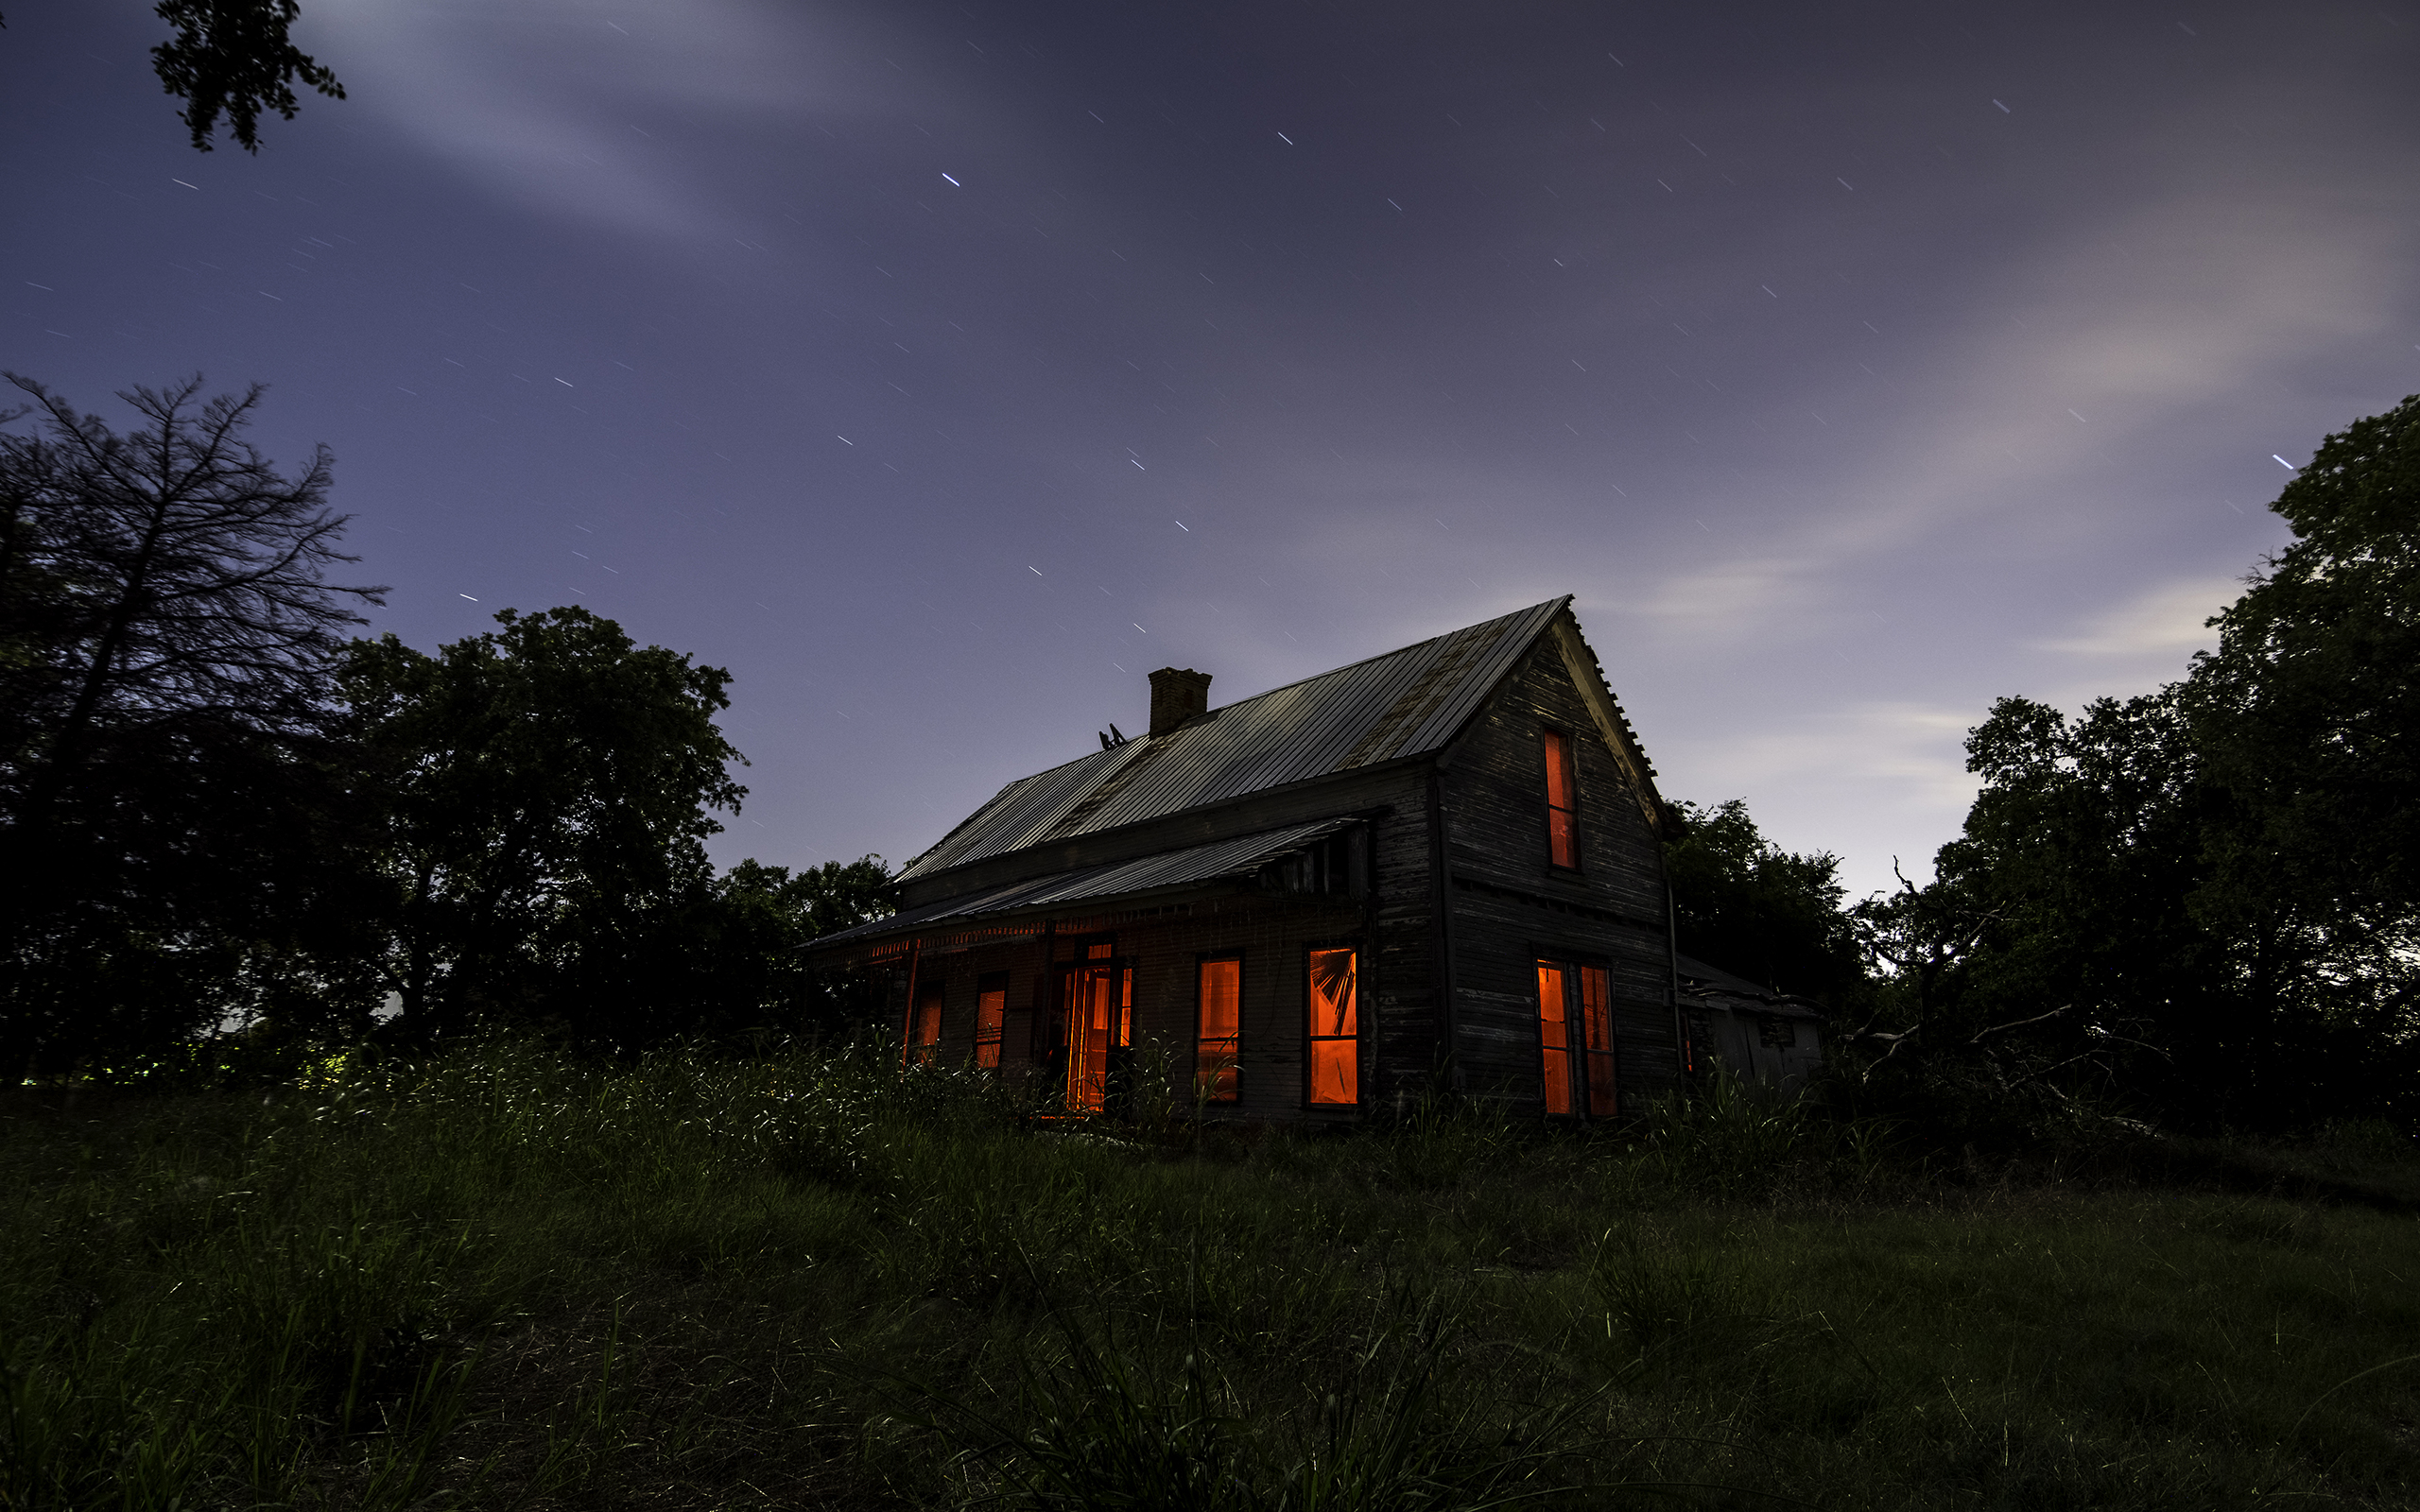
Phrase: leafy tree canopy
[
  {"left": 1665, "top": 798, "right": 1862, "bottom": 1002},
  {"left": 340, "top": 606, "right": 746, "bottom": 1043},
  {"left": 1876, "top": 392, "right": 2420, "bottom": 1132},
  {"left": 3, "top": 0, "right": 345, "bottom": 152},
  {"left": 2185, "top": 392, "right": 2420, "bottom": 1018}
]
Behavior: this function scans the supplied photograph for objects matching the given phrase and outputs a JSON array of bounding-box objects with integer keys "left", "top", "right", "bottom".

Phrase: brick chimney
[{"left": 1148, "top": 667, "right": 1212, "bottom": 737}]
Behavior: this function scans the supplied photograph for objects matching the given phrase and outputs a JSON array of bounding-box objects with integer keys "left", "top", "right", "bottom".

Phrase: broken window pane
[
  {"left": 1535, "top": 961, "right": 1572, "bottom": 1114},
  {"left": 1306, "top": 947, "right": 1357, "bottom": 1105},
  {"left": 1198, "top": 957, "right": 1241, "bottom": 1103}
]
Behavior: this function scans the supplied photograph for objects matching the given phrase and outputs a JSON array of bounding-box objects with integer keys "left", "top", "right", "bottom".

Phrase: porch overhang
[{"left": 800, "top": 817, "right": 1363, "bottom": 971}]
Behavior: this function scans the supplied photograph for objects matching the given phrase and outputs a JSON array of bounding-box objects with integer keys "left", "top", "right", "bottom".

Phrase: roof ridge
[{"left": 1202, "top": 596, "right": 1568, "bottom": 716}]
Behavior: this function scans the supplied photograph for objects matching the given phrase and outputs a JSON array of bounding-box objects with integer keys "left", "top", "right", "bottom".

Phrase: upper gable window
[{"left": 1543, "top": 728, "right": 1581, "bottom": 869}]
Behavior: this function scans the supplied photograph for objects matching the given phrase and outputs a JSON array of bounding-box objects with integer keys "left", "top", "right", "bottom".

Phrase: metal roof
[
  {"left": 1676, "top": 954, "right": 1824, "bottom": 1019},
  {"left": 899, "top": 597, "right": 1570, "bottom": 883},
  {"left": 808, "top": 817, "right": 1362, "bottom": 954}
]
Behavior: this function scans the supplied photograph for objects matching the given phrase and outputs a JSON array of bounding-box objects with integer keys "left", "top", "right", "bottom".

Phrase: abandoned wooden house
[{"left": 803, "top": 596, "right": 1696, "bottom": 1121}]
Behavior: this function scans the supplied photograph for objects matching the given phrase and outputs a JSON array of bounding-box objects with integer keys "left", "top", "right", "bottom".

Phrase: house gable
[{"left": 1428, "top": 610, "right": 1683, "bottom": 1106}]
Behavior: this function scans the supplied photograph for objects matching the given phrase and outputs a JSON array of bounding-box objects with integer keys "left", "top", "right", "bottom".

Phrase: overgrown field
[{"left": 4, "top": 1040, "right": 2417, "bottom": 1510}]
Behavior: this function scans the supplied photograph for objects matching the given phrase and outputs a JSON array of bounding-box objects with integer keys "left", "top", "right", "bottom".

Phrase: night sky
[{"left": 8, "top": 0, "right": 2417, "bottom": 896}]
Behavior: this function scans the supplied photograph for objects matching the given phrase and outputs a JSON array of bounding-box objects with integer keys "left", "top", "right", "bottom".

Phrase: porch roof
[{"left": 803, "top": 816, "right": 1361, "bottom": 963}]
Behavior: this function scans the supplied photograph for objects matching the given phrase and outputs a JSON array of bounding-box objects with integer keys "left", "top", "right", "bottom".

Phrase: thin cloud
[
  {"left": 309, "top": 0, "right": 910, "bottom": 247},
  {"left": 2034, "top": 578, "right": 2237, "bottom": 660},
  {"left": 1628, "top": 181, "right": 2411, "bottom": 643}
]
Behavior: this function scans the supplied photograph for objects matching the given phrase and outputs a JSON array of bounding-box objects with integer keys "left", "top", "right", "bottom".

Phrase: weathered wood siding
[
  {"left": 1438, "top": 636, "right": 1679, "bottom": 1112},
  {"left": 884, "top": 893, "right": 1372, "bottom": 1119}
]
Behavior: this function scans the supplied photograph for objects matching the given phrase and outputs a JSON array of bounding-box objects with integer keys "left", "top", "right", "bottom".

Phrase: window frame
[
  {"left": 974, "top": 971, "right": 1009, "bottom": 1070},
  {"left": 1303, "top": 941, "right": 1361, "bottom": 1108},
  {"left": 1578, "top": 963, "right": 1618, "bottom": 1118},
  {"left": 1194, "top": 953, "right": 1243, "bottom": 1105},
  {"left": 1535, "top": 955, "right": 1619, "bottom": 1118},
  {"left": 1535, "top": 960, "right": 1575, "bottom": 1116},
  {"left": 908, "top": 974, "right": 946, "bottom": 1066},
  {"left": 1542, "top": 726, "right": 1582, "bottom": 871},
  {"left": 1062, "top": 938, "right": 1128, "bottom": 1114}
]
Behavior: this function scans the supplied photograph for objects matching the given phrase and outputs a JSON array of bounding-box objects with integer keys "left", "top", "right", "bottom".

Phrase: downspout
[{"left": 1663, "top": 833, "right": 1690, "bottom": 1081}]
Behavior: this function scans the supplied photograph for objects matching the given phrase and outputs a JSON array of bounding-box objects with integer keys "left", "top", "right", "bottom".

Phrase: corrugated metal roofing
[
  {"left": 897, "top": 597, "right": 1570, "bottom": 883},
  {"left": 810, "top": 817, "right": 1361, "bottom": 952}
]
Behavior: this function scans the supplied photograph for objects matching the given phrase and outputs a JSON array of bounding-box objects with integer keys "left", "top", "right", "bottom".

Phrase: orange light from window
[
  {"left": 1063, "top": 961, "right": 1117, "bottom": 1112},
  {"left": 1307, "top": 947, "right": 1357, "bottom": 1105},
  {"left": 1544, "top": 730, "right": 1579, "bottom": 868},
  {"left": 911, "top": 979, "right": 944, "bottom": 1066},
  {"left": 1581, "top": 965, "right": 1616, "bottom": 1116},
  {"left": 975, "top": 976, "right": 1006, "bottom": 1070},
  {"left": 1536, "top": 962, "right": 1572, "bottom": 1114},
  {"left": 1198, "top": 958, "right": 1240, "bottom": 1103}
]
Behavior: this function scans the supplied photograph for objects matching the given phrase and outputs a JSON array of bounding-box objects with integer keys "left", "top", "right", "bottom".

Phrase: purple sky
[{"left": 8, "top": 0, "right": 2417, "bottom": 897}]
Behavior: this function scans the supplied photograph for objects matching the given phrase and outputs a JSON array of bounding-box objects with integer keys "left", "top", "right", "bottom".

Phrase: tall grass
[{"left": 3, "top": 1036, "right": 2416, "bottom": 1509}]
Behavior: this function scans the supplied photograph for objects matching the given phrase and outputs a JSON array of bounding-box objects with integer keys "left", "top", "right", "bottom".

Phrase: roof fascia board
[
  {"left": 804, "top": 875, "right": 1255, "bottom": 963},
  {"left": 809, "top": 846, "right": 1368, "bottom": 964},
  {"left": 1545, "top": 610, "right": 1679, "bottom": 839}
]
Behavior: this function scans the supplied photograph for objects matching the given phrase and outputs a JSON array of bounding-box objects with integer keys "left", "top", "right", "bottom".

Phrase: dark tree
[
  {"left": 0, "top": 374, "right": 383, "bottom": 1074},
  {"left": 339, "top": 607, "right": 747, "bottom": 1044},
  {"left": 1, "top": 0, "right": 345, "bottom": 152},
  {"left": 1870, "top": 393, "right": 2420, "bottom": 1131},
  {"left": 151, "top": 0, "right": 345, "bottom": 153},
  {"left": 2183, "top": 392, "right": 2420, "bottom": 1057},
  {"left": 1665, "top": 798, "right": 1862, "bottom": 1001},
  {"left": 1874, "top": 693, "right": 2211, "bottom": 1123},
  {"left": 648, "top": 856, "right": 896, "bottom": 1042}
]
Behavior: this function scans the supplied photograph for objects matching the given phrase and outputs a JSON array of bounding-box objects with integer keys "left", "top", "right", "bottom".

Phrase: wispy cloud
[
  {"left": 1630, "top": 179, "right": 2411, "bottom": 642},
  {"left": 309, "top": 0, "right": 902, "bottom": 246},
  {"left": 2034, "top": 577, "right": 2238, "bottom": 660}
]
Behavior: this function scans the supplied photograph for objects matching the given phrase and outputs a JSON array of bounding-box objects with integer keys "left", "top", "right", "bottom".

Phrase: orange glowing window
[
  {"left": 975, "top": 971, "right": 1008, "bottom": 1071},
  {"left": 1539, "top": 730, "right": 1578, "bottom": 866},
  {"left": 1543, "top": 729, "right": 1580, "bottom": 868},
  {"left": 909, "top": 977, "right": 945, "bottom": 1065},
  {"left": 1062, "top": 948, "right": 1125, "bottom": 1113},
  {"left": 1197, "top": 957, "right": 1241, "bottom": 1103},
  {"left": 1536, "top": 962, "right": 1572, "bottom": 1115},
  {"left": 1306, "top": 947, "right": 1357, "bottom": 1106},
  {"left": 1580, "top": 965, "right": 1617, "bottom": 1117}
]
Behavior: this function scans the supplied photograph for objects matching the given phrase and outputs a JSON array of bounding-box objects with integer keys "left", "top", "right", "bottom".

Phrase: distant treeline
[
  {"left": 5, "top": 373, "right": 2416, "bottom": 1132},
  {"left": 0, "top": 373, "right": 890, "bottom": 1076},
  {"left": 1665, "top": 392, "right": 2420, "bottom": 1135}
]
